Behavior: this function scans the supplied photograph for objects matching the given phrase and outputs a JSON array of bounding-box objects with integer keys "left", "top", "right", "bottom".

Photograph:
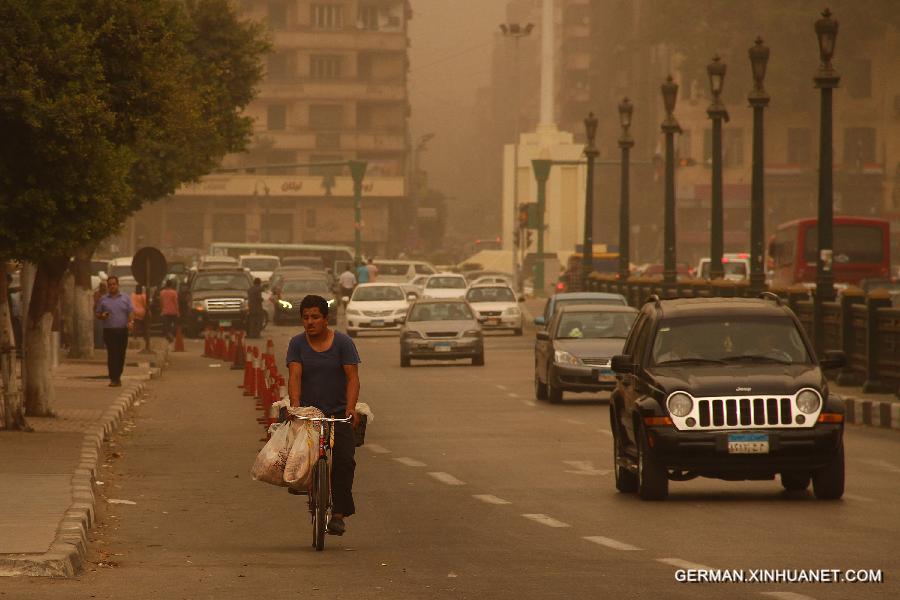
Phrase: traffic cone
[
  {"left": 241, "top": 347, "right": 255, "bottom": 394},
  {"left": 215, "top": 327, "right": 225, "bottom": 360},
  {"left": 202, "top": 327, "right": 212, "bottom": 357},
  {"left": 173, "top": 325, "right": 185, "bottom": 352},
  {"left": 231, "top": 332, "right": 246, "bottom": 370}
]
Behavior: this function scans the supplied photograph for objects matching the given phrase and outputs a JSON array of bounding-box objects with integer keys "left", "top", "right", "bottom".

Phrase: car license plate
[
  {"left": 434, "top": 343, "right": 452, "bottom": 352},
  {"left": 487, "top": 318, "right": 500, "bottom": 326},
  {"left": 219, "top": 320, "right": 231, "bottom": 327},
  {"left": 727, "top": 433, "right": 769, "bottom": 454},
  {"left": 371, "top": 320, "right": 385, "bottom": 327},
  {"left": 597, "top": 373, "right": 615, "bottom": 382}
]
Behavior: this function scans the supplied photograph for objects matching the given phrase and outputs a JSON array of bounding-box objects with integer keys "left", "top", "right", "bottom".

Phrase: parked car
[
  {"left": 399, "top": 299, "right": 484, "bottom": 367},
  {"left": 465, "top": 284, "right": 524, "bottom": 335},
  {"left": 609, "top": 295, "right": 847, "bottom": 501},
  {"left": 422, "top": 273, "right": 469, "bottom": 299},
  {"left": 273, "top": 274, "right": 336, "bottom": 326},
  {"left": 534, "top": 304, "right": 638, "bottom": 404},
  {"left": 534, "top": 292, "right": 628, "bottom": 328},
  {"left": 104, "top": 256, "right": 133, "bottom": 280},
  {"left": 373, "top": 259, "right": 437, "bottom": 283},
  {"left": 345, "top": 283, "right": 411, "bottom": 337},
  {"left": 239, "top": 254, "right": 280, "bottom": 282},
  {"left": 696, "top": 254, "right": 750, "bottom": 281},
  {"left": 181, "top": 267, "right": 252, "bottom": 337}
]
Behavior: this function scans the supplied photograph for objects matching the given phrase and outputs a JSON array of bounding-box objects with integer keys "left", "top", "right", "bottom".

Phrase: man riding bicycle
[{"left": 286, "top": 294, "right": 361, "bottom": 536}]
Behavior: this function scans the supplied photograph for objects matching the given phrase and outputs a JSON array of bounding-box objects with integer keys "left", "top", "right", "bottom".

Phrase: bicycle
[{"left": 288, "top": 413, "right": 353, "bottom": 551}]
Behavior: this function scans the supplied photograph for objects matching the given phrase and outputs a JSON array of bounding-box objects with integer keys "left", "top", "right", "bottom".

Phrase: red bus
[{"left": 769, "top": 216, "right": 890, "bottom": 286}]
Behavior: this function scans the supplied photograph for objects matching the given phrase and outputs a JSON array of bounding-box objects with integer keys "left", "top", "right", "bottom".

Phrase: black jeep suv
[
  {"left": 182, "top": 267, "right": 252, "bottom": 337},
  {"left": 609, "top": 295, "right": 847, "bottom": 501}
]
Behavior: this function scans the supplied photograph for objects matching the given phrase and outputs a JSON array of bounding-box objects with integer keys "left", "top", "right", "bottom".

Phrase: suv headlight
[
  {"left": 192, "top": 300, "right": 205, "bottom": 311},
  {"left": 278, "top": 299, "right": 293, "bottom": 309},
  {"left": 241, "top": 298, "right": 249, "bottom": 312},
  {"left": 554, "top": 350, "right": 581, "bottom": 366},
  {"left": 795, "top": 389, "right": 821, "bottom": 414},
  {"left": 403, "top": 330, "right": 422, "bottom": 339},
  {"left": 666, "top": 392, "right": 693, "bottom": 418}
]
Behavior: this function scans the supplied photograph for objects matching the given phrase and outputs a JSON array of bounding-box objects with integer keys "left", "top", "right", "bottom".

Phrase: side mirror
[
  {"left": 342, "top": 296, "right": 350, "bottom": 303},
  {"left": 533, "top": 316, "right": 546, "bottom": 326},
  {"left": 819, "top": 350, "right": 847, "bottom": 370},
  {"left": 398, "top": 315, "right": 407, "bottom": 323},
  {"left": 406, "top": 293, "right": 418, "bottom": 301},
  {"left": 536, "top": 331, "right": 550, "bottom": 341},
  {"left": 611, "top": 354, "right": 636, "bottom": 374}
]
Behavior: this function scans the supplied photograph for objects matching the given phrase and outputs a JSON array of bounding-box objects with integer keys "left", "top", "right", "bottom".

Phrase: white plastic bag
[
  {"left": 250, "top": 421, "right": 295, "bottom": 487},
  {"left": 356, "top": 402, "right": 374, "bottom": 423},
  {"left": 283, "top": 406, "right": 324, "bottom": 490}
]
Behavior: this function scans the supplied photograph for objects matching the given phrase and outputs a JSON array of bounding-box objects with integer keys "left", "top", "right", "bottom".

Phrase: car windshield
[
  {"left": 467, "top": 287, "right": 515, "bottom": 302},
  {"left": 353, "top": 286, "right": 404, "bottom": 301},
  {"left": 408, "top": 302, "right": 473, "bottom": 322},
  {"left": 192, "top": 274, "right": 250, "bottom": 291},
  {"left": 555, "top": 311, "right": 636, "bottom": 339},
  {"left": 426, "top": 277, "right": 466, "bottom": 289},
  {"left": 651, "top": 317, "right": 812, "bottom": 366},
  {"left": 281, "top": 279, "right": 329, "bottom": 294},
  {"left": 555, "top": 297, "right": 627, "bottom": 314},
  {"left": 375, "top": 263, "right": 410, "bottom": 276},
  {"left": 242, "top": 258, "right": 279, "bottom": 271}
]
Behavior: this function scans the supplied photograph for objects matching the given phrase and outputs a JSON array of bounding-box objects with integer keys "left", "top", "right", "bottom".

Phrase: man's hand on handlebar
[{"left": 346, "top": 408, "right": 360, "bottom": 429}]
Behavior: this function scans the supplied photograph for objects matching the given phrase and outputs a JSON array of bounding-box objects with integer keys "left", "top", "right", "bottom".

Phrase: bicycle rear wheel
[{"left": 313, "top": 458, "right": 329, "bottom": 551}]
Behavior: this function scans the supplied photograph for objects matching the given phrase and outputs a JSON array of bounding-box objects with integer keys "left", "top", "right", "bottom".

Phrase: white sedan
[
  {"left": 422, "top": 273, "right": 469, "bottom": 299},
  {"left": 345, "top": 283, "right": 411, "bottom": 337},
  {"left": 465, "top": 284, "right": 524, "bottom": 335}
]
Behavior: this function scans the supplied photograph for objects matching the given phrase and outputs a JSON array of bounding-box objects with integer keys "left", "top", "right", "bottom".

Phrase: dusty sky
[{"left": 408, "top": 0, "right": 508, "bottom": 205}]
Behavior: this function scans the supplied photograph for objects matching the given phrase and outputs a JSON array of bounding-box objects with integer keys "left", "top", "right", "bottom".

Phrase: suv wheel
[
  {"left": 548, "top": 382, "right": 563, "bottom": 404},
  {"left": 637, "top": 424, "right": 668, "bottom": 500},
  {"left": 400, "top": 352, "right": 411, "bottom": 368},
  {"left": 612, "top": 409, "right": 638, "bottom": 493},
  {"left": 780, "top": 472, "right": 810, "bottom": 492},
  {"left": 472, "top": 352, "right": 485, "bottom": 366},
  {"left": 534, "top": 367, "right": 548, "bottom": 400},
  {"left": 812, "top": 444, "right": 844, "bottom": 500}
]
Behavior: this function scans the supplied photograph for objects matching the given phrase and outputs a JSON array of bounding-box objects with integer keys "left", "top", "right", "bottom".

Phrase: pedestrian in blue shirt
[
  {"left": 95, "top": 276, "right": 134, "bottom": 387},
  {"left": 286, "top": 294, "right": 361, "bottom": 536},
  {"left": 355, "top": 261, "right": 369, "bottom": 284}
]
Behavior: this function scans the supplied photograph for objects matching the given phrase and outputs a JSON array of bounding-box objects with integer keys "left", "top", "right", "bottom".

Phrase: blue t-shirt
[
  {"left": 286, "top": 331, "right": 361, "bottom": 416},
  {"left": 97, "top": 293, "right": 133, "bottom": 329},
  {"left": 356, "top": 264, "right": 370, "bottom": 284}
]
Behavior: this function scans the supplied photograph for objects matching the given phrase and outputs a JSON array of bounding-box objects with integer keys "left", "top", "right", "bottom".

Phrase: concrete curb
[
  {"left": 842, "top": 396, "right": 900, "bottom": 431},
  {"left": 0, "top": 348, "right": 167, "bottom": 577}
]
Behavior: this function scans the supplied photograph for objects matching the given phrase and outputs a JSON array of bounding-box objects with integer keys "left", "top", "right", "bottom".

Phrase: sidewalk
[{"left": 0, "top": 340, "right": 168, "bottom": 577}]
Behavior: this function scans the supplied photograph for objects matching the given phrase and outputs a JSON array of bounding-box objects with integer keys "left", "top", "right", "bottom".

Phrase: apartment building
[{"left": 125, "top": 0, "right": 412, "bottom": 258}]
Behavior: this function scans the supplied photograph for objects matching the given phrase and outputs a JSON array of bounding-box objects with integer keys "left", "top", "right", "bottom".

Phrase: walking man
[
  {"left": 95, "top": 276, "right": 133, "bottom": 387},
  {"left": 366, "top": 258, "right": 378, "bottom": 282},
  {"left": 338, "top": 265, "right": 356, "bottom": 301},
  {"left": 159, "top": 278, "right": 180, "bottom": 342},
  {"left": 355, "top": 261, "right": 369, "bottom": 285}
]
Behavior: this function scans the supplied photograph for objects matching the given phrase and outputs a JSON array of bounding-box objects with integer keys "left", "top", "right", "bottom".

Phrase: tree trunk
[
  {"left": 24, "top": 256, "right": 70, "bottom": 417},
  {"left": 0, "top": 265, "right": 28, "bottom": 430},
  {"left": 68, "top": 245, "right": 95, "bottom": 359}
]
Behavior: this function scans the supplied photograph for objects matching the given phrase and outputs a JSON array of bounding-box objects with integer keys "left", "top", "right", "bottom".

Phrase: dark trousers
[
  {"left": 103, "top": 328, "right": 128, "bottom": 383},
  {"left": 330, "top": 420, "right": 357, "bottom": 517},
  {"left": 161, "top": 315, "right": 178, "bottom": 341}
]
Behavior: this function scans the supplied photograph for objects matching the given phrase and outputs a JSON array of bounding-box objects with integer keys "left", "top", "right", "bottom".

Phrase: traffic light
[
  {"left": 513, "top": 229, "right": 520, "bottom": 248},
  {"left": 517, "top": 204, "right": 529, "bottom": 229}
]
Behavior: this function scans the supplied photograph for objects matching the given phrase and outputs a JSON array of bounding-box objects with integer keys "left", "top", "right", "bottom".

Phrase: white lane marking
[
  {"left": 656, "top": 558, "right": 714, "bottom": 571},
  {"left": 760, "top": 593, "right": 817, "bottom": 600},
  {"left": 429, "top": 472, "right": 465, "bottom": 486},
  {"left": 562, "top": 418, "right": 585, "bottom": 425},
  {"left": 522, "top": 400, "right": 537, "bottom": 407},
  {"left": 563, "top": 460, "right": 610, "bottom": 476},
  {"left": 843, "top": 493, "right": 875, "bottom": 503},
  {"left": 473, "top": 494, "right": 511, "bottom": 505},
  {"left": 860, "top": 459, "right": 900, "bottom": 474},
  {"left": 522, "top": 514, "right": 570, "bottom": 528},
  {"left": 596, "top": 429, "right": 613, "bottom": 437},
  {"left": 364, "top": 443, "right": 390, "bottom": 454},
  {"left": 508, "top": 392, "right": 520, "bottom": 398},
  {"left": 394, "top": 457, "right": 426, "bottom": 467},
  {"left": 583, "top": 536, "right": 642, "bottom": 551},
  {"left": 496, "top": 384, "right": 507, "bottom": 390}
]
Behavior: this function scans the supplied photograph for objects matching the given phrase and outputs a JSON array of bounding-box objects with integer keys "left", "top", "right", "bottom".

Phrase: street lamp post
[
  {"left": 706, "top": 55, "right": 729, "bottom": 281},
  {"left": 660, "top": 76, "right": 682, "bottom": 294},
  {"left": 618, "top": 98, "right": 634, "bottom": 282},
  {"left": 348, "top": 160, "right": 368, "bottom": 264},
  {"left": 748, "top": 37, "right": 770, "bottom": 295},
  {"left": 582, "top": 112, "right": 599, "bottom": 289},
  {"left": 532, "top": 159, "right": 552, "bottom": 297}
]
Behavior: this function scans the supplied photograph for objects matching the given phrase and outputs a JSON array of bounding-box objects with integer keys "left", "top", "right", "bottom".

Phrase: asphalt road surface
[{"left": 5, "top": 321, "right": 899, "bottom": 600}]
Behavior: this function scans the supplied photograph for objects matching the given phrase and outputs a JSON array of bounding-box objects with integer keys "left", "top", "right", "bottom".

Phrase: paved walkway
[{"left": 0, "top": 340, "right": 168, "bottom": 576}]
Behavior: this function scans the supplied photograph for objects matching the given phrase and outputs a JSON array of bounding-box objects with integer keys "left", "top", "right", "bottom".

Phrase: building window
[
  {"left": 267, "top": 104, "right": 287, "bottom": 131},
  {"left": 787, "top": 128, "right": 812, "bottom": 164},
  {"left": 268, "top": 1, "right": 288, "bottom": 30},
  {"left": 267, "top": 52, "right": 293, "bottom": 81},
  {"left": 305, "top": 209, "right": 317, "bottom": 228},
  {"left": 359, "top": 5, "right": 379, "bottom": 30},
  {"left": 311, "top": 3, "right": 343, "bottom": 29},
  {"left": 843, "top": 127, "right": 876, "bottom": 166},
  {"left": 309, "top": 105, "right": 343, "bottom": 130},
  {"left": 267, "top": 149, "right": 295, "bottom": 174},
  {"left": 311, "top": 55, "right": 343, "bottom": 79},
  {"left": 703, "top": 128, "right": 744, "bottom": 168},
  {"left": 846, "top": 58, "right": 872, "bottom": 99}
]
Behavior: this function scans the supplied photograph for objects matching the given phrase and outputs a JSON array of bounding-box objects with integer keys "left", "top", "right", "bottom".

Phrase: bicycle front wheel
[{"left": 313, "top": 458, "right": 329, "bottom": 551}]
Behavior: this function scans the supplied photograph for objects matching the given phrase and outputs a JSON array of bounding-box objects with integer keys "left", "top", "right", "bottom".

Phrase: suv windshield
[
  {"left": 556, "top": 311, "right": 635, "bottom": 339},
  {"left": 353, "top": 286, "right": 404, "bottom": 301},
  {"left": 192, "top": 273, "right": 250, "bottom": 291},
  {"left": 281, "top": 279, "right": 329, "bottom": 294},
  {"left": 409, "top": 302, "right": 473, "bottom": 322},
  {"left": 242, "top": 258, "right": 279, "bottom": 271},
  {"left": 427, "top": 276, "right": 466, "bottom": 289},
  {"left": 467, "top": 287, "right": 515, "bottom": 302},
  {"left": 651, "top": 317, "right": 811, "bottom": 366}
]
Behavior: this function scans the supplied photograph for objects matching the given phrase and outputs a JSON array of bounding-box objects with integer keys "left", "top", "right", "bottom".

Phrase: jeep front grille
[
  {"left": 671, "top": 391, "right": 821, "bottom": 431},
  {"left": 205, "top": 298, "right": 244, "bottom": 313}
]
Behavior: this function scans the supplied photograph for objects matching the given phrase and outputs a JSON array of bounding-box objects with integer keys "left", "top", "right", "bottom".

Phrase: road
[{"left": 4, "top": 320, "right": 899, "bottom": 599}]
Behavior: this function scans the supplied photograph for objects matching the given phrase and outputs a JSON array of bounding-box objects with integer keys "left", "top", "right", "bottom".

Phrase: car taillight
[{"left": 556, "top": 282, "right": 565, "bottom": 291}]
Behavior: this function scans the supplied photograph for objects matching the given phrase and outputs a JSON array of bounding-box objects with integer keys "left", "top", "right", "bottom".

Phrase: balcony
[
  {"left": 251, "top": 128, "right": 407, "bottom": 153},
  {"left": 274, "top": 29, "right": 406, "bottom": 52},
  {"left": 260, "top": 78, "right": 407, "bottom": 101}
]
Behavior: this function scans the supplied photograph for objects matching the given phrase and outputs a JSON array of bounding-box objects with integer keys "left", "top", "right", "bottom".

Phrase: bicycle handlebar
[{"left": 287, "top": 414, "right": 353, "bottom": 423}]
